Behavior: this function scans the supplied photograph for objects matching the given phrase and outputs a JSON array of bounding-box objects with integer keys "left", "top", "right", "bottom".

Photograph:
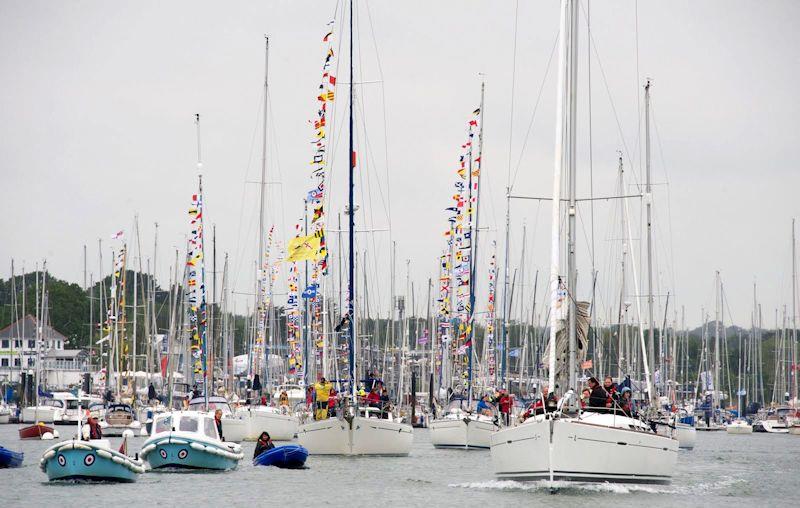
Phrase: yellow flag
[{"left": 285, "top": 234, "right": 322, "bottom": 262}]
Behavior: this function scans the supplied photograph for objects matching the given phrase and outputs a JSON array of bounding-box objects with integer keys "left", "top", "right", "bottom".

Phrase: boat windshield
[
  {"left": 65, "top": 400, "right": 81, "bottom": 410},
  {"left": 202, "top": 417, "right": 217, "bottom": 440},
  {"left": 154, "top": 415, "right": 173, "bottom": 434},
  {"left": 43, "top": 399, "right": 64, "bottom": 409},
  {"left": 189, "top": 401, "right": 232, "bottom": 414},
  {"left": 179, "top": 416, "right": 199, "bottom": 433}
]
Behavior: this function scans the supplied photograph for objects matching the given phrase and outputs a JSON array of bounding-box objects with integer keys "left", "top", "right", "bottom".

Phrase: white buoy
[
  {"left": 53, "top": 430, "right": 60, "bottom": 438},
  {"left": 122, "top": 429, "right": 135, "bottom": 439},
  {"left": 41, "top": 432, "right": 54, "bottom": 440}
]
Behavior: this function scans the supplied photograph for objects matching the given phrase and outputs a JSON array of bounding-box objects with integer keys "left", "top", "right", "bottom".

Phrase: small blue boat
[
  {"left": 140, "top": 411, "right": 243, "bottom": 471},
  {"left": 39, "top": 440, "right": 144, "bottom": 482},
  {"left": 0, "top": 446, "right": 24, "bottom": 468},
  {"left": 253, "top": 445, "right": 308, "bottom": 469}
]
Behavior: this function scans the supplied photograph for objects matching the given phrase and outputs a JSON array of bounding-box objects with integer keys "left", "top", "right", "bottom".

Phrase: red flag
[
  {"left": 351, "top": 151, "right": 357, "bottom": 168},
  {"left": 161, "top": 356, "right": 168, "bottom": 377}
]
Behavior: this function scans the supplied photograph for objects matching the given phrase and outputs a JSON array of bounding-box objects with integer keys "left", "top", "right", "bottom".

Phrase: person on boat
[
  {"left": 498, "top": 390, "right": 512, "bottom": 426},
  {"left": 314, "top": 377, "right": 332, "bottom": 420},
  {"left": 366, "top": 386, "right": 381, "bottom": 410},
  {"left": 580, "top": 388, "right": 591, "bottom": 409},
  {"left": 183, "top": 394, "right": 191, "bottom": 410},
  {"left": 278, "top": 390, "right": 289, "bottom": 408},
  {"left": 253, "top": 431, "right": 275, "bottom": 458},
  {"left": 619, "top": 387, "right": 634, "bottom": 417},
  {"left": 476, "top": 395, "right": 493, "bottom": 417},
  {"left": 214, "top": 409, "right": 224, "bottom": 441},
  {"left": 306, "top": 386, "right": 315, "bottom": 411},
  {"left": 327, "top": 387, "right": 337, "bottom": 417},
  {"left": 379, "top": 386, "right": 392, "bottom": 419},
  {"left": 588, "top": 377, "right": 608, "bottom": 409},
  {"left": 85, "top": 415, "right": 102, "bottom": 440},
  {"left": 603, "top": 376, "right": 618, "bottom": 408}
]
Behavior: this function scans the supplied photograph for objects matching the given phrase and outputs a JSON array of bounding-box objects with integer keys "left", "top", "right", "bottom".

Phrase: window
[
  {"left": 178, "top": 416, "right": 198, "bottom": 433},
  {"left": 27, "top": 357, "right": 35, "bottom": 366},
  {"left": 13, "top": 358, "right": 20, "bottom": 367},
  {"left": 1, "top": 358, "right": 8, "bottom": 367},
  {"left": 27, "top": 340, "right": 35, "bottom": 349},
  {"left": 203, "top": 418, "right": 218, "bottom": 440},
  {"left": 154, "top": 415, "right": 173, "bottom": 434},
  {"left": 14, "top": 340, "right": 21, "bottom": 349},
  {"left": 1, "top": 339, "right": 8, "bottom": 349}
]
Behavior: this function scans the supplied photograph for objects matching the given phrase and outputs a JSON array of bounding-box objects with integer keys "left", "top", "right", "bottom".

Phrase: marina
[{"left": 1, "top": 0, "right": 800, "bottom": 506}]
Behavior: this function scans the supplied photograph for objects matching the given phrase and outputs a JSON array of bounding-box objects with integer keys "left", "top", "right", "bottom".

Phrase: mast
[
  {"left": 793, "top": 219, "right": 798, "bottom": 405},
  {"left": 616, "top": 154, "right": 627, "bottom": 378},
  {"left": 347, "top": 0, "right": 356, "bottom": 401},
  {"left": 466, "top": 80, "right": 485, "bottom": 404},
  {"left": 714, "top": 271, "right": 721, "bottom": 414},
  {"left": 565, "top": 0, "right": 578, "bottom": 393},
  {"left": 644, "top": 80, "right": 657, "bottom": 402},
  {"left": 255, "top": 35, "right": 269, "bottom": 388}
]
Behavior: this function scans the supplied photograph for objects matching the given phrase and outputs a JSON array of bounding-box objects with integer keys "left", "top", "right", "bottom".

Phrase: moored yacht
[{"left": 429, "top": 400, "right": 499, "bottom": 450}]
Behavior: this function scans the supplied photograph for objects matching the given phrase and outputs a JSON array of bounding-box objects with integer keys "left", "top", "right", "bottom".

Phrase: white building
[{"left": 0, "top": 315, "right": 88, "bottom": 388}]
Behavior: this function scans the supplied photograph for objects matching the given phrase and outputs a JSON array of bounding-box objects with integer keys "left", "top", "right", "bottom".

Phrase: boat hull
[
  {"left": 19, "top": 423, "right": 55, "bottom": 440},
  {"left": 490, "top": 414, "right": 678, "bottom": 484},
  {"left": 0, "top": 446, "right": 24, "bottom": 468},
  {"left": 789, "top": 425, "right": 800, "bottom": 435},
  {"left": 297, "top": 415, "right": 413, "bottom": 456},
  {"left": 21, "top": 407, "right": 59, "bottom": 424},
  {"left": 40, "top": 441, "right": 143, "bottom": 482},
  {"left": 726, "top": 421, "right": 753, "bottom": 434},
  {"left": 429, "top": 415, "right": 498, "bottom": 449},
  {"left": 237, "top": 407, "right": 298, "bottom": 441},
  {"left": 141, "top": 433, "right": 242, "bottom": 471}
]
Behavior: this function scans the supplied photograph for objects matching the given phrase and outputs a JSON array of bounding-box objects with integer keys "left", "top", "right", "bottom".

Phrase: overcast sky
[{"left": 1, "top": 0, "right": 798, "bottom": 328}]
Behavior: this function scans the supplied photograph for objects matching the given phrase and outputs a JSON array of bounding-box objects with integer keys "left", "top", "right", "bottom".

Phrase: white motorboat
[
  {"left": 189, "top": 396, "right": 247, "bottom": 442},
  {"left": 0, "top": 403, "right": 12, "bottom": 424},
  {"left": 429, "top": 406, "right": 499, "bottom": 449},
  {"left": 100, "top": 403, "right": 141, "bottom": 436},
  {"left": 491, "top": 408, "right": 679, "bottom": 484},
  {"left": 236, "top": 404, "right": 298, "bottom": 441},
  {"left": 297, "top": 406, "right": 413, "bottom": 456},
  {"left": 726, "top": 419, "right": 753, "bottom": 434},
  {"left": 654, "top": 416, "right": 696, "bottom": 449},
  {"left": 21, "top": 398, "right": 64, "bottom": 424}
]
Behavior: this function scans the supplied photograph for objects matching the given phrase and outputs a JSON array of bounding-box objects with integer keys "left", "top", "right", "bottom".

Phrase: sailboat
[
  {"left": 489, "top": 0, "right": 678, "bottom": 484},
  {"left": 233, "top": 35, "right": 299, "bottom": 443},
  {"left": 19, "top": 267, "right": 59, "bottom": 440},
  {"left": 429, "top": 85, "right": 500, "bottom": 450},
  {"left": 296, "top": 1, "right": 413, "bottom": 456}
]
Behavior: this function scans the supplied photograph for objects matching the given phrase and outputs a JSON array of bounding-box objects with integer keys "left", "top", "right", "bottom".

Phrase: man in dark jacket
[{"left": 587, "top": 377, "right": 607, "bottom": 409}]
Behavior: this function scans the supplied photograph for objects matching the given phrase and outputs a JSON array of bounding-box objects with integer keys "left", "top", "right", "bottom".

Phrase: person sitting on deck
[
  {"left": 587, "top": 377, "right": 608, "bottom": 409},
  {"left": 278, "top": 390, "right": 289, "bottom": 407},
  {"left": 603, "top": 376, "right": 618, "bottom": 408},
  {"left": 380, "top": 387, "right": 391, "bottom": 419},
  {"left": 366, "top": 386, "right": 381, "bottom": 409},
  {"left": 327, "top": 387, "right": 337, "bottom": 417},
  {"left": 580, "top": 388, "right": 591, "bottom": 409},
  {"left": 476, "top": 395, "right": 493, "bottom": 417},
  {"left": 619, "top": 387, "right": 634, "bottom": 417},
  {"left": 253, "top": 431, "right": 275, "bottom": 458}
]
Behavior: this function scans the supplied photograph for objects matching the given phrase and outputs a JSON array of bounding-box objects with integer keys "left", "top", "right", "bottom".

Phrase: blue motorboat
[
  {"left": 0, "top": 446, "right": 24, "bottom": 468},
  {"left": 39, "top": 439, "right": 144, "bottom": 482},
  {"left": 140, "top": 411, "right": 243, "bottom": 471},
  {"left": 253, "top": 444, "right": 308, "bottom": 469}
]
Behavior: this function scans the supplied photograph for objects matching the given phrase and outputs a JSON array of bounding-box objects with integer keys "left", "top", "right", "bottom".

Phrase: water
[{"left": 2, "top": 424, "right": 797, "bottom": 507}]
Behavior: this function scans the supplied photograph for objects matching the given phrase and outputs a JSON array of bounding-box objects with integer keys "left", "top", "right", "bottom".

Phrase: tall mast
[
  {"left": 466, "top": 81, "right": 485, "bottom": 404},
  {"left": 714, "top": 271, "right": 721, "bottom": 413},
  {"left": 645, "top": 79, "right": 656, "bottom": 399},
  {"left": 256, "top": 36, "right": 269, "bottom": 384},
  {"left": 565, "top": 0, "right": 578, "bottom": 393},
  {"left": 616, "top": 154, "right": 627, "bottom": 378},
  {"left": 347, "top": 0, "right": 356, "bottom": 401},
  {"left": 792, "top": 219, "right": 798, "bottom": 405}
]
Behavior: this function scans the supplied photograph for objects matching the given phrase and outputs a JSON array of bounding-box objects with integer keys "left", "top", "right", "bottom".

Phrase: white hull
[
  {"left": 726, "top": 421, "right": 753, "bottom": 434},
  {"left": 490, "top": 413, "right": 678, "bottom": 484},
  {"left": 102, "top": 421, "right": 142, "bottom": 437},
  {"left": 21, "top": 406, "right": 60, "bottom": 423},
  {"left": 656, "top": 421, "right": 696, "bottom": 449},
  {"left": 429, "top": 414, "right": 498, "bottom": 449},
  {"left": 297, "top": 415, "right": 413, "bottom": 455},
  {"left": 789, "top": 425, "right": 800, "bottom": 435},
  {"left": 0, "top": 414, "right": 9, "bottom": 424},
  {"left": 759, "top": 420, "right": 789, "bottom": 434},
  {"left": 221, "top": 417, "right": 248, "bottom": 442},
  {"left": 236, "top": 406, "right": 298, "bottom": 441}
]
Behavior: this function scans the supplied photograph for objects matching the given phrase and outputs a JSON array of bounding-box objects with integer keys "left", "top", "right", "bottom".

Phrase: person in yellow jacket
[{"left": 314, "top": 377, "right": 333, "bottom": 420}]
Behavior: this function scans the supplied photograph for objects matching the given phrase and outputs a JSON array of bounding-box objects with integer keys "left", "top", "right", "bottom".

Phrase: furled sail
[{"left": 541, "top": 301, "right": 591, "bottom": 386}]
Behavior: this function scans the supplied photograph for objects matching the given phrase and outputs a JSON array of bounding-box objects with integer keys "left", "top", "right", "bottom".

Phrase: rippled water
[{"left": 1, "top": 424, "right": 797, "bottom": 507}]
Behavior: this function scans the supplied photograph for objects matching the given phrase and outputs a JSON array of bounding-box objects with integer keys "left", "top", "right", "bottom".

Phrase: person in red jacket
[
  {"left": 498, "top": 390, "right": 512, "bottom": 426},
  {"left": 366, "top": 386, "right": 381, "bottom": 408},
  {"left": 328, "top": 387, "right": 337, "bottom": 417}
]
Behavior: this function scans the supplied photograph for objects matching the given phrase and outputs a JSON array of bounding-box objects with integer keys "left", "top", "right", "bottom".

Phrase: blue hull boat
[
  {"left": 0, "top": 446, "right": 24, "bottom": 468},
  {"left": 253, "top": 445, "right": 308, "bottom": 469},
  {"left": 39, "top": 440, "right": 144, "bottom": 482}
]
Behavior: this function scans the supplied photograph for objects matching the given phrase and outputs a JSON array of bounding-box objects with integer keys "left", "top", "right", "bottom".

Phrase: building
[{"left": 0, "top": 315, "right": 88, "bottom": 388}]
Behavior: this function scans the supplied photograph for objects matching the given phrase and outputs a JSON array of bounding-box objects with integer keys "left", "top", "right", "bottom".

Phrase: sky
[{"left": 0, "top": 0, "right": 798, "bottom": 329}]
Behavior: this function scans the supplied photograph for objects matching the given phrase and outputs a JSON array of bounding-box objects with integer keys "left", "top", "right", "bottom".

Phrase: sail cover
[{"left": 541, "top": 301, "right": 591, "bottom": 387}]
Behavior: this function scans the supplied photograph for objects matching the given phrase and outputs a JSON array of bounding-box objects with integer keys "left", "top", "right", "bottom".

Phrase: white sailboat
[
  {"left": 297, "top": 1, "right": 413, "bottom": 456},
  {"left": 489, "top": 0, "right": 678, "bottom": 484}
]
